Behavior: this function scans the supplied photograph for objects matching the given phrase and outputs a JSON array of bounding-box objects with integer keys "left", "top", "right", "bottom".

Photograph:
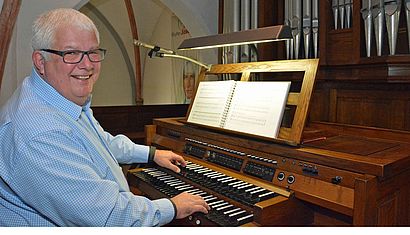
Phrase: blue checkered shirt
[{"left": 0, "top": 68, "right": 175, "bottom": 226}]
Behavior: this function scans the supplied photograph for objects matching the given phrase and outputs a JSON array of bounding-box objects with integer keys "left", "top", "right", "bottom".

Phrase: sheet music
[
  {"left": 223, "top": 81, "right": 291, "bottom": 138},
  {"left": 187, "top": 80, "right": 290, "bottom": 139},
  {"left": 187, "top": 80, "right": 235, "bottom": 127}
]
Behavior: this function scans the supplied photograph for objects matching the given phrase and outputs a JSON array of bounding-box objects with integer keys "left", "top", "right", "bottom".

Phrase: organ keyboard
[
  {"left": 128, "top": 155, "right": 309, "bottom": 226},
  {"left": 127, "top": 117, "right": 410, "bottom": 226},
  {"left": 133, "top": 162, "right": 259, "bottom": 226}
]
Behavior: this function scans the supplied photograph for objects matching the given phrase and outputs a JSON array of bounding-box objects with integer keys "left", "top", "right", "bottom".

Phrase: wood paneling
[
  {"left": 92, "top": 104, "right": 188, "bottom": 144},
  {"left": 377, "top": 192, "right": 399, "bottom": 226},
  {"left": 309, "top": 85, "right": 410, "bottom": 132},
  {"left": 325, "top": 30, "right": 354, "bottom": 65}
]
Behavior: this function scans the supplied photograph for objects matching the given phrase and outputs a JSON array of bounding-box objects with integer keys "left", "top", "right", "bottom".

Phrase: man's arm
[{"left": 11, "top": 130, "right": 174, "bottom": 226}]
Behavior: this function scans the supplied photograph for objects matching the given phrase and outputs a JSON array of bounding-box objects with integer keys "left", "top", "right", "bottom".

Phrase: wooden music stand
[{"left": 185, "top": 59, "right": 319, "bottom": 146}]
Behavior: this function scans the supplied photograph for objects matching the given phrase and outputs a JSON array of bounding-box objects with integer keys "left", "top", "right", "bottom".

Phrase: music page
[
  {"left": 223, "top": 81, "right": 291, "bottom": 138},
  {"left": 187, "top": 80, "right": 236, "bottom": 127}
]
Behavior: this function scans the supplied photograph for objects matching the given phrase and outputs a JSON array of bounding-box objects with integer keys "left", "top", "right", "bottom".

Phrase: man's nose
[{"left": 78, "top": 54, "right": 94, "bottom": 68}]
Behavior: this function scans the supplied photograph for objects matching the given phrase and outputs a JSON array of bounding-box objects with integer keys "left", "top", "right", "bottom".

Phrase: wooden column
[
  {"left": 0, "top": 0, "right": 21, "bottom": 94},
  {"left": 124, "top": 0, "right": 143, "bottom": 105}
]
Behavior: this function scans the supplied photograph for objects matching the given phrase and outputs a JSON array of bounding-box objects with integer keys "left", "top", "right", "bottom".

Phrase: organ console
[{"left": 126, "top": 59, "right": 410, "bottom": 226}]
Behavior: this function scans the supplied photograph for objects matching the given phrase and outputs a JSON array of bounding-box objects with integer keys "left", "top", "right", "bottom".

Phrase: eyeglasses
[{"left": 40, "top": 48, "right": 107, "bottom": 64}]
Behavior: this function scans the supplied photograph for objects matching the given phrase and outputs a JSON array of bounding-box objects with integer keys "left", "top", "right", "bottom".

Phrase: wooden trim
[
  {"left": 353, "top": 175, "right": 378, "bottom": 225},
  {"left": 92, "top": 104, "right": 189, "bottom": 144},
  {"left": 240, "top": 71, "right": 251, "bottom": 81},
  {"left": 218, "top": 0, "right": 224, "bottom": 64},
  {"left": 0, "top": 0, "right": 21, "bottom": 93},
  {"left": 124, "top": 0, "right": 143, "bottom": 105},
  {"left": 144, "top": 125, "right": 156, "bottom": 146},
  {"left": 186, "top": 59, "right": 319, "bottom": 145}
]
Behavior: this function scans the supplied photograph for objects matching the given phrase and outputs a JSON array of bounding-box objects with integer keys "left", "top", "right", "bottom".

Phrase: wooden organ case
[{"left": 127, "top": 59, "right": 410, "bottom": 226}]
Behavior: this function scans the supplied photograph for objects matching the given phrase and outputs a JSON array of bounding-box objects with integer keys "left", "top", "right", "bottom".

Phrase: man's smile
[{"left": 72, "top": 75, "right": 92, "bottom": 80}]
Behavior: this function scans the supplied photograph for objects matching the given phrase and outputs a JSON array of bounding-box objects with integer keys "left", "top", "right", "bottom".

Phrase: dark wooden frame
[{"left": 186, "top": 59, "right": 319, "bottom": 146}]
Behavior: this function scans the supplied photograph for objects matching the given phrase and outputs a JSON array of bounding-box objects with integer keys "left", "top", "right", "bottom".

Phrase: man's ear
[{"left": 32, "top": 51, "right": 45, "bottom": 75}]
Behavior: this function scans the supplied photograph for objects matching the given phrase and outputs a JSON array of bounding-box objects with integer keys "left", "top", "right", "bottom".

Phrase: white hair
[
  {"left": 32, "top": 8, "right": 100, "bottom": 59},
  {"left": 183, "top": 61, "right": 196, "bottom": 77}
]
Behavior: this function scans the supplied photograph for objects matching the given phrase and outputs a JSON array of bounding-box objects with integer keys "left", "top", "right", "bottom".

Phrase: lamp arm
[
  {"left": 134, "top": 39, "right": 211, "bottom": 71},
  {"left": 133, "top": 39, "right": 175, "bottom": 54},
  {"left": 160, "top": 53, "right": 211, "bottom": 71}
]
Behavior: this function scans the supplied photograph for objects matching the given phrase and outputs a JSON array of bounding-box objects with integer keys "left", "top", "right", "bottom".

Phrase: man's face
[
  {"left": 35, "top": 25, "right": 101, "bottom": 106},
  {"left": 183, "top": 73, "right": 195, "bottom": 100}
]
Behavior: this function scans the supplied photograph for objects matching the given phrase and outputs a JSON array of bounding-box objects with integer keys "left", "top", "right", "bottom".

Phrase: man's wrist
[
  {"left": 169, "top": 199, "right": 178, "bottom": 220},
  {"left": 148, "top": 146, "right": 156, "bottom": 163}
]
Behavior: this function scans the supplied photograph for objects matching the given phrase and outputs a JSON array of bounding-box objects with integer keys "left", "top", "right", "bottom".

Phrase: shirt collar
[{"left": 29, "top": 67, "right": 92, "bottom": 120}]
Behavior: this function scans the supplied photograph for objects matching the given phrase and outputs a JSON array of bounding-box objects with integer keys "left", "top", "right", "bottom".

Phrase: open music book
[{"left": 187, "top": 80, "right": 291, "bottom": 139}]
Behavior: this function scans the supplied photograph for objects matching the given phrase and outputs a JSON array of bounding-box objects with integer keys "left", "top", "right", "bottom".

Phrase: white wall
[
  {"left": 162, "top": 0, "right": 218, "bottom": 68},
  {"left": 82, "top": 0, "right": 136, "bottom": 106},
  {"left": 0, "top": 0, "right": 87, "bottom": 107},
  {"left": 141, "top": 9, "right": 174, "bottom": 104},
  {"left": 141, "top": 0, "right": 218, "bottom": 105},
  {"left": 0, "top": 0, "right": 218, "bottom": 106}
]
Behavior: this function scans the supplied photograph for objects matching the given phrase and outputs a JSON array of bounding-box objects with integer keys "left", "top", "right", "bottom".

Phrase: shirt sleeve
[
  {"left": 90, "top": 114, "right": 151, "bottom": 165},
  {"left": 104, "top": 131, "right": 150, "bottom": 164},
  {"left": 10, "top": 130, "right": 175, "bottom": 226}
]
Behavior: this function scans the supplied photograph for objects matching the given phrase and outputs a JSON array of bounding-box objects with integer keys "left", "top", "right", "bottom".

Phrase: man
[
  {"left": 182, "top": 61, "right": 196, "bottom": 104},
  {"left": 0, "top": 8, "right": 209, "bottom": 226}
]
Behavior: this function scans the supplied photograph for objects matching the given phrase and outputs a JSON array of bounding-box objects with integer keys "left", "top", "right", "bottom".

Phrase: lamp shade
[{"left": 178, "top": 25, "right": 292, "bottom": 50}]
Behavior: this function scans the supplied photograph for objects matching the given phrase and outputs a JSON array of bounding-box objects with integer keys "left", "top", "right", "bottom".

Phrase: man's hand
[
  {"left": 171, "top": 192, "right": 210, "bottom": 219},
  {"left": 153, "top": 149, "right": 186, "bottom": 173}
]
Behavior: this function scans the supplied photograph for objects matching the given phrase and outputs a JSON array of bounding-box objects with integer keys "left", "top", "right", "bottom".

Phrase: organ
[{"left": 126, "top": 59, "right": 410, "bottom": 226}]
